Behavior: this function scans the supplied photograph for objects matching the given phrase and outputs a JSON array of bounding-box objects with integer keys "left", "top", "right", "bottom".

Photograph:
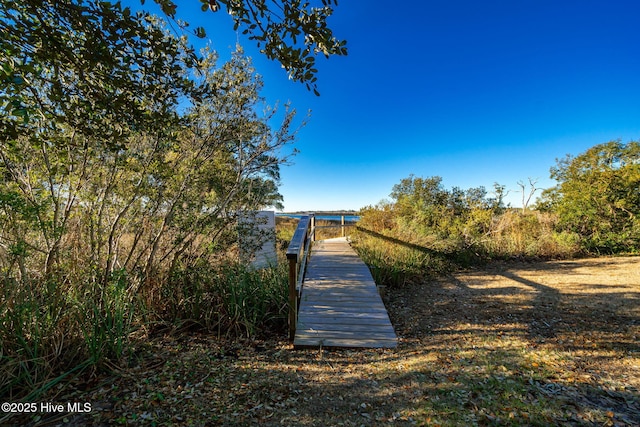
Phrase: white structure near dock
[{"left": 238, "top": 210, "right": 277, "bottom": 269}]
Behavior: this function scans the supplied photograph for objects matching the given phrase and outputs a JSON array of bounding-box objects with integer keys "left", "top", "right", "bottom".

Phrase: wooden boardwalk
[{"left": 294, "top": 237, "right": 398, "bottom": 348}]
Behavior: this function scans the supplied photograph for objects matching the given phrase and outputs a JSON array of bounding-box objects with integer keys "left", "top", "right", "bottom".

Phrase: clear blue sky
[{"left": 143, "top": 0, "right": 640, "bottom": 212}]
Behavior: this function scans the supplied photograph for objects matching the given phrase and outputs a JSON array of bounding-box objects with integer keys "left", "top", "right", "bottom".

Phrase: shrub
[
  {"left": 352, "top": 197, "right": 583, "bottom": 288},
  {"left": 486, "top": 211, "right": 580, "bottom": 259}
]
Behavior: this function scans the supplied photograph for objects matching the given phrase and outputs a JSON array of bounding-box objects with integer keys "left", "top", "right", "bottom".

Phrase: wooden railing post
[{"left": 341, "top": 215, "right": 345, "bottom": 237}]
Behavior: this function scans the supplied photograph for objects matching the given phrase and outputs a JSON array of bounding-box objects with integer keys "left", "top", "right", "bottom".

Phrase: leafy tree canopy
[
  {"left": 2, "top": 0, "right": 327, "bottom": 145},
  {"left": 174, "top": 0, "right": 347, "bottom": 94},
  {"left": 1, "top": 0, "right": 196, "bottom": 148},
  {"left": 388, "top": 175, "right": 506, "bottom": 236},
  {"left": 391, "top": 175, "right": 506, "bottom": 217},
  {"left": 1, "top": 0, "right": 300, "bottom": 281},
  {"left": 542, "top": 140, "right": 640, "bottom": 252}
]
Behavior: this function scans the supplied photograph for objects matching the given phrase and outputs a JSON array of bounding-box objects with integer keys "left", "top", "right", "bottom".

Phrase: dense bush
[
  {"left": 540, "top": 140, "right": 640, "bottom": 254},
  {"left": 352, "top": 176, "right": 586, "bottom": 287}
]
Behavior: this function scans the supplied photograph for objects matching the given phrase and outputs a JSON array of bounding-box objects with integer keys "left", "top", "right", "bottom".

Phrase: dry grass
[
  {"left": 385, "top": 255, "right": 640, "bottom": 425},
  {"left": 5, "top": 256, "right": 639, "bottom": 426}
]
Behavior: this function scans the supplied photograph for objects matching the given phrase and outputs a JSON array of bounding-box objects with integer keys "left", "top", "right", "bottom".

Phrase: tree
[
  {"left": 517, "top": 177, "right": 539, "bottom": 213},
  {"left": 1, "top": 0, "right": 301, "bottom": 282},
  {"left": 167, "top": 0, "right": 348, "bottom": 94},
  {"left": 542, "top": 140, "right": 640, "bottom": 252},
  {"left": 0, "top": 1, "right": 300, "bottom": 392},
  {"left": 1, "top": 1, "right": 299, "bottom": 284},
  {"left": 1, "top": 0, "right": 346, "bottom": 124},
  {"left": 391, "top": 175, "right": 449, "bottom": 229},
  {"left": 1, "top": 0, "right": 197, "bottom": 279},
  {"left": 1, "top": 1, "right": 196, "bottom": 147},
  {"left": 389, "top": 175, "right": 504, "bottom": 239}
]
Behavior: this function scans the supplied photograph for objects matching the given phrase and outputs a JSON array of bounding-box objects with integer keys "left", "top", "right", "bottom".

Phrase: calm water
[{"left": 276, "top": 214, "right": 360, "bottom": 222}]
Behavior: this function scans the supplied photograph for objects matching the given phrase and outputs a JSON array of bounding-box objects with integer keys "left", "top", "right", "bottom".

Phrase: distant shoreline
[
  {"left": 278, "top": 210, "right": 358, "bottom": 216},
  {"left": 276, "top": 212, "right": 360, "bottom": 222}
]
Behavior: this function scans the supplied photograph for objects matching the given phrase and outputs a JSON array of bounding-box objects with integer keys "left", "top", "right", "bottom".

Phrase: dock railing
[
  {"left": 285, "top": 214, "right": 315, "bottom": 340},
  {"left": 285, "top": 214, "right": 359, "bottom": 340},
  {"left": 313, "top": 215, "right": 357, "bottom": 238}
]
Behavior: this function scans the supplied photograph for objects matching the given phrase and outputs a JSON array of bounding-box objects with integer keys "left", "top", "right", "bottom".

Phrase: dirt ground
[
  {"left": 6, "top": 256, "right": 639, "bottom": 426},
  {"left": 390, "top": 255, "right": 640, "bottom": 376}
]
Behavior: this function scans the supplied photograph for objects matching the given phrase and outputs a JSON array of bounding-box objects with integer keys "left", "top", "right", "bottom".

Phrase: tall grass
[
  {"left": 350, "top": 209, "right": 582, "bottom": 289},
  {"left": 313, "top": 219, "right": 350, "bottom": 240},
  {"left": 162, "top": 261, "right": 288, "bottom": 337},
  {"left": 0, "top": 270, "right": 133, "bottom": 400},
  {"left": 481, "top": 210, "right": 581, "bottom": 259},
  {"left": 275, "top": 216, "right": 350, "bottom": 244},
  {"left": 276, "top": 217, "right": 298, "bottom": 249},
  {"left": 1, "top": 257, "right": 289, "bottom": 401},
  {"left": 350, "top": 228, "right": 452, "bottom": 288}
]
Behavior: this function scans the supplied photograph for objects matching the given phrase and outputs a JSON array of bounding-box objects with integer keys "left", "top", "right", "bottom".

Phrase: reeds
[
  {"left": 351, "top": 232, "right": 451, "bottom": 288},
  {"left": 350, "top": 209, "right": 582, "bottom": 289},
  {"left": 162, "top": 261, "right": 288, "bottom": 337},
  {"left": 1, "top": 259, "right": 289, "bottom": 400}
]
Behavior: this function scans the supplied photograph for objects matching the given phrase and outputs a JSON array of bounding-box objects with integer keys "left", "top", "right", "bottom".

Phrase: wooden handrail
[
  {"left": 285, "top": 214, "right": 315, "bottom": 340},
  {"left": 313, "top": 215, "right": 357, "bottom": 237}
]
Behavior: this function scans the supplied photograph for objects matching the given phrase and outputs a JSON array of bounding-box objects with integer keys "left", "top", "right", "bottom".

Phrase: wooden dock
[{"left": 293, "top": 237, "right": 398, "bottom": 348}]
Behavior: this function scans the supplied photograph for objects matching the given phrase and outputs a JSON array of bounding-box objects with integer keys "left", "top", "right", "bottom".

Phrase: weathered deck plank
[{"left": 294, "top": 237, "right": 398, "bottom": 349}]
